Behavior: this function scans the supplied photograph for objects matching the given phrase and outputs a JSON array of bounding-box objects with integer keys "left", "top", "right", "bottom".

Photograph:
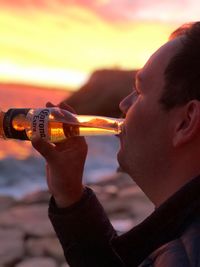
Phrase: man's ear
[{"left": 173, "top": 100, "right": 200, "bottom": 147}]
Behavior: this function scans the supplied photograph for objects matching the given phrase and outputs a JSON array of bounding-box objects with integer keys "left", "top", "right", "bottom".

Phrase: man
[{"left": 32, "top": 22, "right": 200, "bottom": 266}]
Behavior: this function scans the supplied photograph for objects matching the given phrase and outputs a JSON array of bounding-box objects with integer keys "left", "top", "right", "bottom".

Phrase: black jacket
[{"left": 49, "top": 176, "right": 200, "bottom": 267}]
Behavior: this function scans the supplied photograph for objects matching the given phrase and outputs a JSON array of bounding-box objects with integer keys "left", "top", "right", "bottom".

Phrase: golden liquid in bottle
[{"left": 12, "top": 114, "right": 122, "bottom": 143}]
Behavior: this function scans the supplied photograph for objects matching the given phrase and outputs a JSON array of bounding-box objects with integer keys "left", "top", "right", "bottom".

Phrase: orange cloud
[{"left": 2, "top": 0, "right": 198, "bottom": 23}]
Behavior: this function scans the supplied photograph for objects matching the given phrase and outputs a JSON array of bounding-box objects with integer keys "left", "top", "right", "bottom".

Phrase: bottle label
[
  {"left": 3, "top": 109, "right": 30, "bottom": 140},
  {"left": 28, "top": 108, "right": 50, "bottom": 140}
]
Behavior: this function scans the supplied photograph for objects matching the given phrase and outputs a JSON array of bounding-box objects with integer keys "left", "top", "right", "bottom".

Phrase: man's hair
[{"left": 160, "top": 22, "right": 200, "bottom": 110}]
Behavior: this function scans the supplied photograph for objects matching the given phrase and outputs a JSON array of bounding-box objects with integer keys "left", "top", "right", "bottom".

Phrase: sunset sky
[{"left": 0, "top": 0, "right": 199, "bottom": 90}]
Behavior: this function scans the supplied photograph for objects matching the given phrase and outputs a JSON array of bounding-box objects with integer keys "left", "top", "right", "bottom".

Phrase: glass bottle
[{"left": 0, "top": 108, "right": 124, "bottom": 143}]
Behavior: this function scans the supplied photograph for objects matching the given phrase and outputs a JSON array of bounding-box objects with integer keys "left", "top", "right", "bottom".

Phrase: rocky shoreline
[{"left": 0, "top": 172, "right": 154, "bottom": 267}]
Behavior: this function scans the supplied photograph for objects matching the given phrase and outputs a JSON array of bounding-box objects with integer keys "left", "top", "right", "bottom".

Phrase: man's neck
[{"left": 144, "top": 172, "right": 200, "bottom": 208}]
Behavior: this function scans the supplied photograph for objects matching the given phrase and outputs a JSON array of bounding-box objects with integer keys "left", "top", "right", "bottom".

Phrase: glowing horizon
[{"left": 0, "top": 61, "right": 88, "bottom": 89}]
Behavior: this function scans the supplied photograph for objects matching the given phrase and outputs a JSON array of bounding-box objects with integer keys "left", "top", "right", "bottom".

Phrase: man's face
[{"left": 117, "top": 37, "right": 183, "bottom": 184}]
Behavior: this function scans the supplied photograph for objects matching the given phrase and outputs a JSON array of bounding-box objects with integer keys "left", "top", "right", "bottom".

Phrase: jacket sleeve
[{"left": 48, "top": 187, "right": 125, "bottom": 267}]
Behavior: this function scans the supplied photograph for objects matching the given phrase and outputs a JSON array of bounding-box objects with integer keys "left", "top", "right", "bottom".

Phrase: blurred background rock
[{"left": 65, "top": 69, "right": 136, "bottom": 117}]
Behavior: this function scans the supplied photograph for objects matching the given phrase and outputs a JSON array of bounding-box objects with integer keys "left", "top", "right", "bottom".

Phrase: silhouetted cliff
[{"left": 65, "top": 69, "right": 137, "bottom": 117}]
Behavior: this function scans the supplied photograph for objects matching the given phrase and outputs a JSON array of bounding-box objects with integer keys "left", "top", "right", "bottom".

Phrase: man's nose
[{"left": 119, "top": 92, "right": 135, "bottom": 115}]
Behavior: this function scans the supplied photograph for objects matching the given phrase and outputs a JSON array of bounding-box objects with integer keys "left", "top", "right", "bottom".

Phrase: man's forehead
[{"left": 137, "top": 37, "right": 183, "bottom": 82}]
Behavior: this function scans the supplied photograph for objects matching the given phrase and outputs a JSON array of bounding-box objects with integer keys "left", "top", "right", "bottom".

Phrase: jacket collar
[{"left": 112, "top": 175, "right": 200, "bottom": 267}]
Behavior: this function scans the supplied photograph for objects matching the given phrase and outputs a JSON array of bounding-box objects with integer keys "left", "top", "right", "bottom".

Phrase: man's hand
[{"left": 31, "top": 102, "right": 88, "bottom": 208}]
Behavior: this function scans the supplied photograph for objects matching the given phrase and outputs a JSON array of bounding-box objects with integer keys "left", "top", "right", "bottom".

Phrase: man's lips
[{"left": 115, "top": 120, "right": 125, "bottom": 139}]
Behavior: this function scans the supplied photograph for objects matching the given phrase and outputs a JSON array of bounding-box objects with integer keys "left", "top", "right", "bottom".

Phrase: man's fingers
[
  {"left": 59, "top": 101, "right": 76, "bottom": 114},
  {"left": 46, "top": 102, "right": 55, "bottom": 108},
  {"left": 31, "top": 136, "right": 56, "bottom": 161},
  {"left": 46, "top": 101, "right": 76, "bottom": 114}
]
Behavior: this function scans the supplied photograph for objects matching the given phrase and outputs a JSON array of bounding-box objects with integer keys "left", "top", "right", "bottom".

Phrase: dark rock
[
  {"left": 26, "top": 237, "right": 65, "bottom": 261},
  {"left": 0, "top": 228, "right": 25, "bottom": 266},
  {"left": 94, "top": 171, "right": 134, "bottom": 188},
  {"left": 0, "top": 204, "right": 54, "bottom": 237},
  {"left": 0, "top": 167, "right": 154, "bottom": 264},
  {"left": 65, "top": 69, "right": 136, "bottom": 117},
  {"left": 0, "top": 195, "right": 16, "bottom": 212},
  {"left": 21, "top": 190, "right": 51, "bottom": 205}
]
